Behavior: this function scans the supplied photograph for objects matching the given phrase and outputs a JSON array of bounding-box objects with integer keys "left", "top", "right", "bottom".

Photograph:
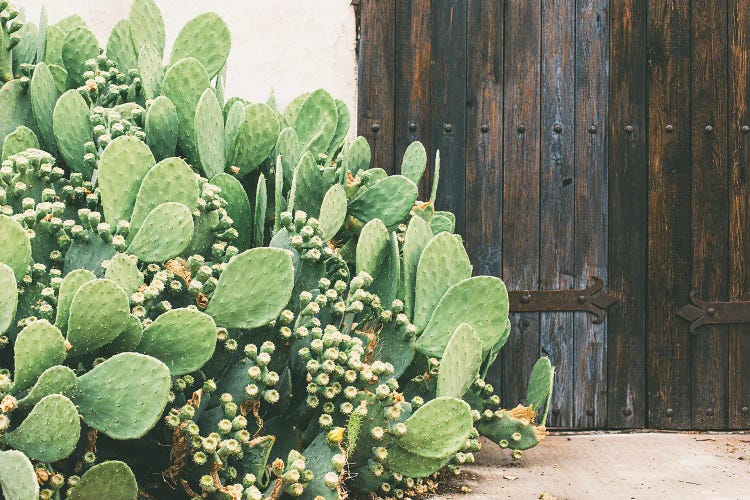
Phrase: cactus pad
[
  {"left": 104, "top": 253, "right": 142, "bottom": 294},
  {"left": 107, "top": 19, "right": 138, "bottom": 72},
  {"left": 293, "top": 89, "right": 337, "bottom": 157},
  {"left": 211, "top": 172, "right": 252, "bottom": 250},
  {"left": 319, "top": 183, "right": 347, "bottom": 241},
  {"left": 61, "top": 26, "right": 100, "bottom": 86},
  {"left": 0, "top": 450, "right": 39, "bottom": 500},
  {"left": 12, "top": 320, "right": 66, "bottom": 393},
  {"left": 169, "top": 13, "right": 230, "bottom": 79},
  {"left": 0, "top": 263, "right": 17, "bottom": 334},
  {"left": 30, "top": 63, "right": 59, "bottom": 155},
  {"left": 402, "top": 215, "right": 432, "bottom": 320},
  {"left": 396, "top": 397, "right": 473, "bottom": 459},
  {"left": 17, "top": 365, "right": 78, "bottom": 408},
  {"left": 384, "top": 446, "right": 450, "bottom": 478},
  {"left": 66, "top": 278, "right": 130, "bottom": 357},
  {"left": 0, "top": 214, "right": 31, "bottom": 280},
  {"left": 54, "top": 269, "right": 95, "bottom": 332},
  {"left": 195, "top": 87, "right": 225, "bottom": 178},
  {"left": 1, "top": 125, "right": 38, "bottom": 160},
  {"left": 129, "top": 0, "right": 165, "bottom": 57},
  {"left": 126, "top": 202, "right": 194, "bottom": 262},
  {"left": 348, "top": 175, "right": 418, "bottom": 227},
  {"left": 436, "top": 323, "right": 483, "bottom": 398},
  {"left": 400, "top": 141, "right": 427, "bottom": 184},
  {"left": 356, "top": 219, "right": 399, "bottom": 307},
  {"left": 144, "top": 95, "right": 177, "bottom": 159},
  {"left": 344, "top": 136, "right": 371, "bottom": 175},
  {"left": 52, "top": 89, "right": 93, "bottom": 177},
  {"left": 67, "top": 460, "right": 138, "bottom": 500},
  {"left": 227, "top": 102, "right": 280, "bottom": 177},
  {"left": 526, "top": 356, "right": 555, "bottom": 424}
]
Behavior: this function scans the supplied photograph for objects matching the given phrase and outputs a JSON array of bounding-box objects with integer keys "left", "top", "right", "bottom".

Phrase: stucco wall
[{"left": 19, "top": 0, "right": 358, "bottom": 115}]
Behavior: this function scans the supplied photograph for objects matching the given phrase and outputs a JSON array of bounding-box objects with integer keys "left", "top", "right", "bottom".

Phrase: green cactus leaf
[
  {"left": 348, "top": 175, "right": 418, "bottom": 227},
  {"left": 160, "top": 57, "right": 210, "bottom": 165},
  {"left": 63, "top": 237, "right": 117, "bottom": 278},
  {"left": 431, "top": 210, "right": 456, "bottom": 235},
  {"left": 1, "top": 125, "right": 39, "bottom": 161},
  {"left": 223, "top": 96, "right": 246, "bottom": 119},
  {"left": 144, "top": 95, "right": 177, "bottom": 160},
  {"left": 104, "top": 253, "right": 142, "bottom": 294},
  {"left": 283, "top": 91, "right": 308, "bottom": 124},
  {"left": 61, "top": 26, "right": 100, "bottom": 87},
  {"left": 413, "top": 232, "right": 472, "bottom": 331},
  {"left": 129, "top": 157, "right": 199, "bottom": 236},
  {"left": 98, "top": 135, "right": 156, "bottom": 225},
  {"left": 0, "top": 263, "right": 17, "bottom": 335},
  {"left": 372, "top": 321, "right": 415, "bottom": 379},
  {"left": 206, "top": 248, "right": 294, "bottom": 329},
  {"left": 137, "top": 308, "right": 217, "bottom": 376},
  {"left": 526, "top": 357, "right": 555, "bottom": 424},
  {"left": 169, "top": 13, "right": 230, "bottom": 79},
  {"left": 416, "top": 276, "right": 510, "bottom": 358},
  {"left": 293, "top": 151, "right": 328, "bottom": 218},
  {"left": 107, "top": 19, "right": 138, "bottom": 71},
  {"left": 12, "top": 320, "right": 66, "bottom": 393},
  {"left": 327, "top": 98, "right": 350, "bottom": 157},
  {"left": 126, "top": 202, "right": 194, "bottom": 262},
  {"left": 55, "top": 15, "right": 87, "bottom": 33},
  {"left": 402, "top": 216, "right": 432, "bottom": 320},
  {"left": 344, "top": 136, "right": 371, "bottom": 176},
  {"left": 195, "top": 88, "right": 225, "bottom": 178},
  {"left": 0, "top": 214, "right": 31, "bottom": 281},
  {"left": 223, "top": 99, "right": 245, "bottom": 159},
  {"left": 227, "top": 102, "right": 280, "bottom": 177},
  {"left": 30, "top": 63, "right": 59, "bottom": 155},
  {"left": 138, "top": 42, "right": 163, "bottom": 100},
  {"left": 211, "top": 173, "right": 252, "bottom": 250},
  {"left": 293, "top": 89, "right": 337, "bottom": 156},
  {"left": 319, "top": 183, "right": 347, "bottom": 241},
  {"left": 129, "top": 0, "right": 165, "bottom": 57},
  {"left": 239, "top": 435, "right": 275, "bottom": 489},
  {"left": 437, "top": 323, "right": 483, "bottom": 399},
  {"left": 11, "top": 23, "right": 39, "bottom": 73},
  {"left": 300, "top": 431, "right": 343, "bottom": 500},
  {"left": 480, "top": 317, "right": 511, "bottom": 380},
  {"left": 104, "top": 315, "right": 144, "bottom": 355},
  {"left": 47, "top": 64, "right": 69, "bottom": 93},
  {"left": 67, "top": 460, "right": 138, "bottom": 500},
  {"left": 476, "top": 410, "right": 541, "bottom": 451},
  {"left": 396, "top": 397, "right": 473, "bottom": 459},
  {"left": 67, "top": 278, "right": 130, "bottom": 357},
  {"left": 384, "top": 445, "right": 450, "bottom": 478},
  {"left": 0, "top": 450, "right": 39, "bottom": 500},
  {"left": 3, "top": 394, "right": 80, "bottom": 462},
  {"left": 0, "top": 80, "right": 37, "bottom": 146},
  {"left": 52, "top": 89, "right": 93, "bottom": 177},
  {"left": 42, "top": 25, "right": 65, "bottom": 66},
  {"left": 253, "top": 173, "right": 267, "bottom": 247},
  {"left": 75, "top": 352, "right": 170, "bottom": 439},
  {"left": 400, "top": 141, "right": 428, "bottom": 185},
  {"left": 274, "top": 126, "right": 302, "bottom": 186},
  {"left": 17, "top": 365, "right": 78, "bottom": 409},
  {"left": 54, "top": 269, "right": 95, "bottom": 332},
  {"left": 356, "top": 219, "right": 399, "bottom": 307}
]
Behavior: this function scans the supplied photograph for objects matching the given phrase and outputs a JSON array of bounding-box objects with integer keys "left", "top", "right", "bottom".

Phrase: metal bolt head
[
  {"left": 408, "top": 121, "right": 417, "bottom": 132},
  {"left": 625, "top": 125, "right": 634, "bottom": 134},
  {"left": 551, "top": 408, "right": 560, "bottom": 417},
  {"left": 623, "top": 408, "right": 632, "bottom": 416},
  {"left": 665, "top": 124, "right": 674, "bottom": 133},
  {"left": 741, "top": 406, "right": 749, "bottom": 415},
  {"left": 704, "top": 125, "right": 714, "bottom": 133},
  {"left": 577, "top": 295, "right": 587, "bottom": 305},
  {"left": 520, "top": 294, "right": 531, "bottom": 305},
  {"left": 588, "top": 125, "right": 597, "bottom": 134},
  {"left": 586, "top": 408, "right": 594, "bottom": 417},
  {"left": 706, "top": 408, "right": 714, "bottom": 417},
  {"left": 707, "top": 307, "right": 716, "bottom": 317},
  {"left": 553, "top": 123, "right": 563, "bottom": 133},
  {"left": 666, "top": 408, "right": 674, "bottom": 417},
  {"left": 443, "top": 123, "right": 453, "bottom": 133},
  {"left": 517, "top": 124, "right": 526, "bottom": 134},
  {"left": 371, "top": 122, "right": 381, "bottom": 133},
  {"left": 481, "top": 124, "right": 490, "bottom": 133},
  {"left": 742, "top": 125, "right": 750, "bottom": 134}
]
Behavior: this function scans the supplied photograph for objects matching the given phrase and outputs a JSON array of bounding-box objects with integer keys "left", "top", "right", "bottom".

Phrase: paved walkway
[{"left": 437, "top": 432, "right": 750, "bottom": 500}]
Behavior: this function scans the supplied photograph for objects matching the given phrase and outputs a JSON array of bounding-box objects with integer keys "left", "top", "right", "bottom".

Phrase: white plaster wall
[{"left": 18, "top": 0, "right": 358, "bottom": 114}]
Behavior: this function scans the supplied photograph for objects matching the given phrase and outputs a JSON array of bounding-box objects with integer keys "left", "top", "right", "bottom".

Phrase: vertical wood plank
[
  {"left": 358, "top": 0, "right": 396, "bottom": 173},
  {"left": 690, "top": 0, "right": 729, "bottom": 430},
  {"left": 394, "top": 0, "right": 432, "bottom": 195},
  {"left": 728, "top": 0, "right": 750, "bottom": 429},
  {"left": 430, "top": 0, "right": 467, "bottom": 236},
  {"left": 607, "top": 0, "right": 648, "bottom": 428},
  {"left": 465, "top": 0, "right": 504, "bottom": 390},
  {"left": 573, "top": 0, "right": 609, "bottom": 428},
  {"left": 501, "top": 0, "right": 541, "bottom": 410},
  {"left": 539, "top": 0, "right": 575, "bottom": 427},
  {"left": 647, "top": 0, "right": 693, "bottom": 429}
]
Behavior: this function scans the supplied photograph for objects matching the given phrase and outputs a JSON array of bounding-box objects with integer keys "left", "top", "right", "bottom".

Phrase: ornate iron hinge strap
[
  {"left": 508, "top": 276, "right": 618, "bottom": 323},
  {"left": 677, "top": 291, "right": 750, "bottom": 333}
]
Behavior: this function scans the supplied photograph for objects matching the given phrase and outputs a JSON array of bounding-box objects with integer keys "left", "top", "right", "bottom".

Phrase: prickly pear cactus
[{"left": 0, "top": 2, "right": 553, "bottom": 499}]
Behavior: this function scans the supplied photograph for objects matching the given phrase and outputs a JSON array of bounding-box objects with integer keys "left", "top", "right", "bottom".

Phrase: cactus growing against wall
[{"left": 0, "top": 1, "right": 553, "bottom": 498}]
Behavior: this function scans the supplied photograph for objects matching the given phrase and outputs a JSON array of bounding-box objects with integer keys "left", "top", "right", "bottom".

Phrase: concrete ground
[{"left": 436, "top": 432, "right": 750, "bottom": 500}]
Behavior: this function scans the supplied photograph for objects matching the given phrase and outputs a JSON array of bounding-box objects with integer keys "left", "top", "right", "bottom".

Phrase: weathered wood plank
[
  {"left": 539, "top": 0, "right": 575, "bottom": 428},
  {"left": 357, "top": 0, "right": 396, "bottom": 173},
  {"left": 607, "top": 0, "right": 648, "bottom": 428},
  {"left": 728, "top": 0, "right": 750, "bottom": 429},
  {"left": 690, "top": 0, "right": 729, "bottom": 430},
  {"left": 647, "top": 0, "right": 693, "bottom": 429},
  {"left": 465, "top": 0, "right": 504, "bottom": 391},
  {"left": 573, "top": 0, "right": 608, "bottom": 428},
  {"left": 394, "top": 0, "right": 432, "bottom": 195},
  {"left": 501, "top": 0, "right": 541, "bottom": 410}
]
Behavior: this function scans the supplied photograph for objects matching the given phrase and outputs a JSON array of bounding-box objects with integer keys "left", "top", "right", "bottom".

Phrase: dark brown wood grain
[
  {"left": 728, "top": 0, "right": 750, "bottom": 429},
  {"left": 394, "top": 0, "right": 432, "bottom": 194},
  {"left": 357, "top": 0, "right": 396, "bottom": 173},
  {"left": 647, "top": 0, "right": 693, "bottom": 430},
  {"left": 690, "top": 0, "right": 729, "bottom": 430},
  {"left": 465, "top": 0, "right": 504, "bottom": 390},
  {"left": 501, "top": 0, "right": 541, "bottom": 411},
  {"left": 607, "top": 0, "right": 648, "bottom": 428},
  {"left": 539, "top": 0, "right": 575, "bottom": 428}
]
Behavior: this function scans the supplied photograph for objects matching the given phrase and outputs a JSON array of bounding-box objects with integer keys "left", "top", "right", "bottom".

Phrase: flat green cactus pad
[
  {"left": 396, "top": 397, "right": 473, "bottom": 459},
  {"left": 211, "top": 173, "right": 252, "bottom": 250},
  {"left": 0, "top": 214, "right": 31, "bottom": 281},
  {"left": 107, "top": 19, "right": 138, "bottom": 72},
  {"left": 477, "top": 410, "right": 541, "bottom": 451},
  {"left": 126, "top": 202, "right": 194, "bottom": 262},
  {"left": 74, "top": 352, "right": 170, "bottom": 439},
  {"left": 206, "top": 248, "right": 294, "bottom": 329},
  {"left": 129, "top": 0, "right": 165, "bottom": 57},
  {"left": 144, "top": 95, "right": 177, "bottom": 160},
  {"left": 195, "top": 88, "right": 225, "bottom": 178},
  {"left": 52, "top": 89, "right": 93, "bottom": 177},
  {"left": 98, "top": 135, "right": 156, "bottom": 225},
  {"left": 402, "top": 216, "right": 433, "bottom": 320},
  {"left": 416, "top": 276, "right": 509, "bottom": 358},
  {"left": 436, "top": 323, "right": 483, "bottom": 399},
  {"left": 274, "top": 126, "right": 302, "bottom": 186},
  {"left": 384, "top": 445, "right": 450, "bottom": 478},
  {"left": 104, "top": 253, "right": 142, "bottom": 294},
  {"left": 17, "top": 365, "right": 78, "bottom": 408},
  {"left": 224, "top": 100, "right": 246, "bottom": 160},
  {"left": 0, "top": 263, "right": 17, "bottom": 335},
  {"left": 413, "top": 232, "right": 472, "bottom": 331},
  {"left": 300, "top": 431, "right": 343, "bottom": 500},
  {"left": 293, "top": 89, "right": 338, "bottom": 157},
  {"left": 0, "top": 450, "right": 39, "bottom": 500},
  {"left": 319, "top": 183, "right": 347, "bottom": 241},
  {"left": 400, "top": 141, "right": 428, "bottom": 185},
  {"left": 526, "top": 356, "right": 555, "bottom": 424},
  {"left": 327, "top": 98, "right": 351, "bottom": 157},
  {"left": 61, "top": 26, "right": 100, "bottom": 87},
  {"left": 356, "top": 219, "right": 399, "bottom": 307},
  {"left": 105, "top": 315, "right": 144, "bottom": 354},
  {"left": 169, "top": 13, "right": 230, "bottom": 79},
  {"left": 67, "top": 460, "right": 138, "bottom": 500},
  {"left": 54, "top": 269, "right": 95, "bottom": 333},
  {"left": 344, "top": 136, "right": 371, "bottom": 175},
  {"left": 348, "top": 175, "right": 418, "bottom": 227},
  {"left": 1, "top": 126, "right": 38, "bottom": 161},
  {"left": 293, "top": 152, "right": 328, "bottom": 217},
  {"left": 66, "top": 278, "right": 130, "bottom": 357},
  {"left": 42, "top": 25, "right": 65, "bottom": 66},
  {"left": 12, "top": 320, "right": 66, "bottom": 393},
  {"left": 137, "top": 308, "right": 217, "bottom": 376},
  {"left": 3, "top": 394, "right": 80, "bottom": 462},
  {"left": 227, "top": 103, "right": 280, "bottom": 178},
  {"left": 30, "top": 64, "right": 59, "bottom": 155}
]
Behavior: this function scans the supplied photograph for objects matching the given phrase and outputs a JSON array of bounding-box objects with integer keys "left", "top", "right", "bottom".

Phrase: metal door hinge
[
  {"left": 508, "top": 276, "right": 618, "bottom": 323},
  {"left": 677, "top": 291, "right": 750, "bottom": 332}
]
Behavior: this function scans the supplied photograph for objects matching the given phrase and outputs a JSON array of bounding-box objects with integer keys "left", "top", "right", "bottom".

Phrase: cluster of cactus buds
[{"left": 0, "top": 1, "right": 554, "bottom": 499}]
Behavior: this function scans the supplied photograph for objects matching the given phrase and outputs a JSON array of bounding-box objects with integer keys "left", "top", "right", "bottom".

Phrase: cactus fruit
[{"left": 0, "top": 1, "right": 552, "bottom": 497}]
